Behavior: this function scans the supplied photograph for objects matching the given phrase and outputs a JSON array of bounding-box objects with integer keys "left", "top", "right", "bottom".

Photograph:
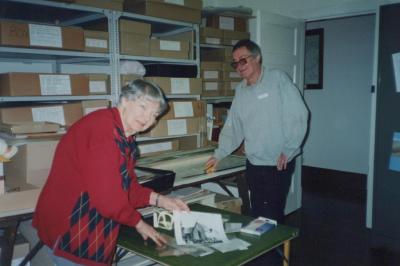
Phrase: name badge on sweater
[{"left": 257, "top": 93, "right": 269, "bottom": 99}]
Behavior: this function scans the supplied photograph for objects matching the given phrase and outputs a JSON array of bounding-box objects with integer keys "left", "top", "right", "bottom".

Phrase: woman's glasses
[{"left": 230, "top": 55, "right": 253, "bottom": 69}]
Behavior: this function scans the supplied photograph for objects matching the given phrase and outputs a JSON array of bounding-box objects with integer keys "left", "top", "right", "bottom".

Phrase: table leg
[
  {"left": 0, "top": 223, "right": 18, "bottom": 266},
  {"left": 283, "top": 240, "right": 290, "bottom": 266}
]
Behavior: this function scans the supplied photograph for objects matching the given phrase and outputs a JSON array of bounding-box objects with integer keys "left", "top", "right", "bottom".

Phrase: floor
[{"left": 277, "top": 166, "right": 400, "bottom": 266}]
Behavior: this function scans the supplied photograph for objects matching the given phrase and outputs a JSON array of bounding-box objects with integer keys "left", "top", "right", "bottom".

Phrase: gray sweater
[{"left": 214, "top": 68, "right": 309, "bottom": 166}]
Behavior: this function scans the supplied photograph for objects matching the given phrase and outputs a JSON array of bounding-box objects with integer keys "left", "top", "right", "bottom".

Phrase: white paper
[
  {"left": 32, "top": 106, "right": 65, "bottom": 126},
  {"left": 89, "top": 81, "right": 107, "bottom": 93},
  {"left": 140, "top": 141, "right": 173, "bottom": 154},
  {"left": 39, "top": 75, "right": 71, "bottom": 95},
  {"left": 211, "top": 238, "right": 251, "bottom": 253},
  {"left": 205, "top": 37, "right": 221, "bottom": 45},
  {"left": 29, "top": 24, "right": 62, "bottom": 48},
  {"left": 85, "top": 38, "right": 108, "bottom": 49},
  {"left": 392, "top": 52, "right": 400, "bottom": 92},
  {"left": 229, "top": 72, "right": 241, "bottom": 78},
  {"left": 173, "top": 102, "right": 194, "bottom": 118},
  {"left": 84, "top": 107, "right": 104, "bottom": 115},
  {"left": 204, "top": 70, "right": 219, "bottom": 79},
  {"left": 167, "top": 119, "right": 187, "bottom": 135},
  {"left": 205, "top": 82, "right": 218, "bottom": 91},
  {"left": 165, "top": 0, "right": 184, "bottom": 5},
  {"left": 219, "top": 16, "right": 234, "bottom": 31},
  {"left": 173, "top": 211, "right": 229, "bottom": 245},
  {"left": 160, "top": 40, "right": 181, "bottom": 51},
  {"left": 231, "top": 39, "right": 239, "bottom": 45},
  {"left": 171, "top": 78, "right": 190, "bottom": 94}
]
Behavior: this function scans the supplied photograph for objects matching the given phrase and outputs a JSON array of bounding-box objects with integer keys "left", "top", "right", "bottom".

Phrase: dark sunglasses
[{"left": 230, "top": 55, "right": 254, "bottom": 69}]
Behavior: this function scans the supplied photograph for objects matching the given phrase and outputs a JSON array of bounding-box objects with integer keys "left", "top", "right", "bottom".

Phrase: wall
[{"left": 303, "top": 15, "right": 375, "bottom": 174}]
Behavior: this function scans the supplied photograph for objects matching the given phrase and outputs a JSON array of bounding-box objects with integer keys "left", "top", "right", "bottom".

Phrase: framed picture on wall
[{"left": 304, "top": 28, "right": 324, "bottom": 89}]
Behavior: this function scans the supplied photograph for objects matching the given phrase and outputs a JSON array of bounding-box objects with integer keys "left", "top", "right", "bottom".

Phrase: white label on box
[
  {"left": 89, "top": 81, "right": 107, "bottom": 93},
  {"left": 171, "top": 78, "right": 190, "bottom": 94},
  {"left": 231, "top": 82, "right": 240, "bottom": 90},
  {"left": 205, "top": 82, "right": 218, "bottom": 91},
  {"left": 205, "top": 37, "right": 221, "bottom": 45},
  {"left": 39, "top": 75, "right": 71, "bottom": 95},
  {"left": 173, "top": 102, "right": 194, "bottom": 118},
  {"left": 229, "top": 72, "right": 241, "bottom": 78},
  {"left": 86, "top": 38, "right": 108, "bottom": 49},
  {"left": 167, "top": 119, "right": 187, "bottom": 135},
  {"left": 231, "top": 39, "right": 239, "bottom": 45},
  {"left": 29, "top": 24, "right": 62, "bottom": 48},
  {"left": 84, "top": 107, "right": 104, "bottom": 115},
  {"left": 204, "top": 71, "right": 219, "bottom": 79},
  {"left": 219, "top": 16, "right": 235, "bottom": 31},
  {"left": 32, "top": 106, "right": 65, "bottom": 126},
  {"left": 160, "top": 40, "right": 181, "bottom": 51},
  {"left": 0, "top": 163, "right": 3, "bottom": 177},
  {"left": 165, "top": 0, "right": 184, "bottom": 5},
  {"left": 140, "top": 141, "right": 173, "bottom": 154}
]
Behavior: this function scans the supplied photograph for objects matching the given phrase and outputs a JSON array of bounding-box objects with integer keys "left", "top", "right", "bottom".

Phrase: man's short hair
[{"left": 232, "top": 39, "right": 263, "bottom": 65}]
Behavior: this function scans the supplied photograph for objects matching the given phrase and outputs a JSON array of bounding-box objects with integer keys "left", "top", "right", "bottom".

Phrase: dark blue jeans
[{"left": 245, "top": 160, "right": 295, "bottom": 224}]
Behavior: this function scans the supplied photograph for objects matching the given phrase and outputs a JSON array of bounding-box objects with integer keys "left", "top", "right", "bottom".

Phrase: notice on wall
[
  {"left": 389, "top": 132, "right": 400, "bottom": 172},
  {"left": 392, "top": 53, "right": 400, "bottom": 92}
]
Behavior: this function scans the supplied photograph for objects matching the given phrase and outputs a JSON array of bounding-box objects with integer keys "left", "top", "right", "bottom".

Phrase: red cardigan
[{"left": 33, "top": 107, "right": 152, "bottom": 266}]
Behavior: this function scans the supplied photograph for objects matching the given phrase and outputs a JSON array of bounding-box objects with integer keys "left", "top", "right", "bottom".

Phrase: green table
[{"left": 118, "top": 204, "right": 298, "bottom": 266}]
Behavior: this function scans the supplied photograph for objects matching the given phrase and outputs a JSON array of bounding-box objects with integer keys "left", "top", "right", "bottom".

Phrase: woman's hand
[
  {"left": 158, "top": 195, "right": 190, "bottom": 212},
  {"left": 135, "top": 219, "right": 167, "bottom": 247}
]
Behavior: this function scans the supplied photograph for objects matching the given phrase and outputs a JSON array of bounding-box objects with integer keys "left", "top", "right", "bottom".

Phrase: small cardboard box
[
  {"left": 144, "top": 77, "right": 202, "bottom": 95},
  {"left": 202, "top": 81, "right": 223, "bottom": 97},
  {"left": 200, "top": 27, "right": 224, "bottom": 45},
  {"left": 0, "top": 73, "right": 89, "bottom": 96},
  {"left": 0, "top": 121, "right": 60, "bottom": 135},
  {"left": 161, "top": 100, "right": 205, "bottom": 120},
  {"left": 0, "top": 102, "right": 83, "bottom": 127},
  {"left": 222, "top": 70, "right": 241, "bottom": 81},
  {"left": 84, "top": 30, "right": 108, "bottom": 53},
  {"left": 86, "top": 74, "right": 110, "bottom": 95},
  {"left": 120, "top": 32, "right": 150, "bottom": 56},
  {"left": 119, "top": 19, "right": 151, "bottom": 35},
  {"left": 206, "top": 15, "right": 248, "bottom": 32},
  {"left": 201, "top": 47, "right": 232, "bottom": 62},
  {"left": 222, "top": 30, "right": 250, "bottom": 46},
  {"left": 138, "top": 139, "right": 179, "bottom": 157},
  {"left": 4, "top": 140, "right": 58, "bottom": 188},
  {"left": 124, "top": 0, "right": 201, "bottom": 23},
  {"left": 150, "top": 39, "right": 189, "bottom": 59},
  {"left": 81, "top": 100, "right": 110, "bottom": 115},
  {"left": 201, "top": 61, "right": 223, "bottom": 81}
]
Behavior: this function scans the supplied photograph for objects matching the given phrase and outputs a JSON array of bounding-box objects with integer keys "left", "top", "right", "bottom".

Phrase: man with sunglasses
[{"left": 206, "top": 39, "right": 308, "bottom": 225}]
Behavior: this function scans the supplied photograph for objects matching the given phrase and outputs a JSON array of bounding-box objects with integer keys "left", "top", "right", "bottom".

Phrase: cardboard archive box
[
  {"left": 200, "top": 27, "right": 224, "bottom": 45},
  {"left": 205, "top": 15, "right": 248, "bottom": 32},
  {"left": 223, "top": 81, "right": 240, "bottom": 96},
  {"left": 121, "top": 74, "right": 143, "bottom": 87},
  {"left": 86, "top": 74, "right": 110, "bottom": 95},
  {"left": 81, "top": 100, "right": 110, "bottom": 115},
  {"left": 0, "top": 102, "right": 83, "bottom": 128},
  {"left": 201, "top": 47, "right": 233, "bottom": 62},
  {"left": 200, "top": 61, "right": 222, "bottom": 81},
  {"left": 161, "top": 100, "right": 205, "bottom": 120},
  {"left": 124, "top": 0, "right": 202, "bottom": 24},
  {"left": 144, "top": 77, "right": 202, "bottom": 95},
  {"left": 0, "top": 73, "right": 89, "bottom": 96},
  {"left": 0, "top": 20, "right": 84, "bottom": 51},
  {"left": 138, "top": 139, "right": 179, "bottom": 157},
  {"left": 84, "top": 30, "right": 108, "bottom": 53},
  {"left": 119, "top": 19, "right": 151, "bottom": 56},
  {"left": 67, "top": 0, "right": 124, "bottom": 10},
  {"left": 4, "top": 140, "right": 58, "bottom": 189},
  {"left": 223, "top": 29, "right": 250, "bottom": 46},
  {"left": 150, "top": 39, "right": 189, "bottom": 59},
  {"left": 202, "top": 81, "right": 223, "bottom": 97}
]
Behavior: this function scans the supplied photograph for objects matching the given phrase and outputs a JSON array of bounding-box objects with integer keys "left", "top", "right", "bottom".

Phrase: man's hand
[
  {"left": 276, "top": 153, "right": 288, "bottom": 171},
  {"left": 205, "top": 156, "right": 218, "bottom": 173},
  {"left": 135, "top": 219, "right": 167, "bottom": 247}
]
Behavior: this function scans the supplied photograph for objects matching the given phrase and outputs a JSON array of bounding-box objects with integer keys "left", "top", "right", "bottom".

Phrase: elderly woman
[{"left": 33, "top": 79, "right": 189, "bottom": 266}]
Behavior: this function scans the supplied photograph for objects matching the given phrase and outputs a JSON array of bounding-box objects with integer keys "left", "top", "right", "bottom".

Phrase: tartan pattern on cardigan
[{"left": 58, "top": 192, "right": 119, "bottom": 264}]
